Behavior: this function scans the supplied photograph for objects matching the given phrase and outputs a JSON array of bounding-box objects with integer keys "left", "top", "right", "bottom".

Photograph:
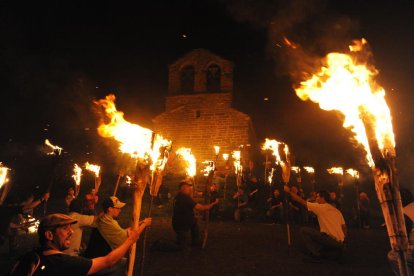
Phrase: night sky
[{"left": 1, "top": 0, "right": 414, "bottom": 195}]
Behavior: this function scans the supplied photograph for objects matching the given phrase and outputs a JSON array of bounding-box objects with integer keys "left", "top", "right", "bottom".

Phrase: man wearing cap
[
  {"left": 34, "top": 213, "right": 151, "bottom": 275},
  {"left": 96, "top": 196, "right": 128, "bottom": 250},
  {"left": 172, "top": 181, "right": 219, "bottom": 249}
]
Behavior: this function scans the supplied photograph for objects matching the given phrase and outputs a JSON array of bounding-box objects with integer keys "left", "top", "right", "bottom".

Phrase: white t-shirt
[
  {"left": 307, "top": 202, "right": 345, "bottom": 242},
  {"left": 64, "top": 212, "right": 95, "bottom": 256}
]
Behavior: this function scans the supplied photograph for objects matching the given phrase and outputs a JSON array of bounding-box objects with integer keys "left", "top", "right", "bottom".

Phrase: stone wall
[{"left": 153, "top": 93, "right": 253, "bottom": 161}]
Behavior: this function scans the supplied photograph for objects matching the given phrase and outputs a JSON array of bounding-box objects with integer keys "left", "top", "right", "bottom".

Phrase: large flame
[
  {"left": 327, "top": 167, "right": 344, "bottom": 175},
  {"left": 303, "top": 166, "right": 315, "bottom": 174},
  {"left": 95, "top": 94, "right": 153, "bottom": 160},
  {"left": 45, "top": 139, "right": 63, "bottom": 155},
  {"left": 72, "top": 163, "right": 82, "bottom": 186},
  {"left": 346, "top": 168, "right": 360, "bottom": 179},
  {"left": 0, "top": 163, "right": 10, "bottom": 189},
  {"left": 84, "top": 162, "right": 101, "bottom": 178},
  {"left": 232, "top": 150, "right": 242, "bottom": 174},
  {"left": 295, "top": 39, "right": 395, "bottom": 168},
  {"left": 176, "top": 147, "right": 196, "bottom": 177}
]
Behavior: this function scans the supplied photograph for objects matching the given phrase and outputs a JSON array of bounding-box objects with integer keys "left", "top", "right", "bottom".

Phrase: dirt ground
[
  {"left": 140, "top": 218, "right": 393, "bottom": 276},
  {"left": 0, "top": 200, "right": 394, "bottom": 276}
]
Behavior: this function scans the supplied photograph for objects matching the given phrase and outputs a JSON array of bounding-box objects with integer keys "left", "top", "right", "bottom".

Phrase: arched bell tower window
[
  {"left": 206, "top": 64, "right": 221, "bottom": 92},
  {"left": 180, "top": 65, "right": 195, "bottom": 93}
]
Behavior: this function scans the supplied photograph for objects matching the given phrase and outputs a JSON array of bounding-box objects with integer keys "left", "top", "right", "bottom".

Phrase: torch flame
[
  {"left": 0, "top": 163, "right": 10, "bottom": 189},
  {"left": 232, "top": 150, "right": 242, "bottom": 174},
  {"left": 262, "top": 138, "right": 289, "bottom": 166},
  {"left": 125, "top": 175, "right": 132, "bottom": 186},
  {"left": 327, "top": 167, "right": 344, "bottom": 175},
  {"left": 95, "top": 94, "right": 153, "bottom": 160},
  {"left": 84, "top": 162, "right": 101, "bottom": 178},
  {"left": 295, "top": 39, "right": 395, "bottom": 168},
  {"left": 176, "top": 147, "right": 196, "bottom": 177},
  {"left": 222, "top": 153, "right": 229, "bottom": 161},
  {"left": 45, "top": 139, "right": 63, "bottom": 155},
  {"left": 72, "top": 163, "right": 82, "bottom": 186},
  {"left": 262, "top": 139, "right": 283, "bottom": 165},
  {"left": 26, "top": 215, "right": 40, "bottom": 234},
  {"left": 303, "top": 166, "right": 315, "bottom": 174},
  {"left": 291, "top": 166, "right": 301, "bottom": 173},
  {"left": 202, "top": 160, "right": 215, "bottom": 176},
  {"left": 268, "top": 168, "right": 275, "bottom": 184},
  {"left": 214, "top": 146, "right": 220, "bottom": 155},
  {"left": 346, "top": 168, "right": 360, "bottom": 179},
  {"left": 150, "top": 134, "right": 172, "bottom": 171}
]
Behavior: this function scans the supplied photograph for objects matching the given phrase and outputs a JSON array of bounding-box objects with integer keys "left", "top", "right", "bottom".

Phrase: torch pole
[
  {"left": 373, "top": 158, "right": 409, "bottom": 276},
  {"left": 113, "top": 174, "right": 122, "bottom": 197},
  {"left": 127, "top": 161, "right": 149, "bottom": 276},
  {"left": 264, "top": 153, "right": 268, "bottom": 185},
  {"left": 139, "top": 173, "right": 157, "bottom": 276},
  {"left": 281, "top": 165, "right": 292, "bottom": 248}
]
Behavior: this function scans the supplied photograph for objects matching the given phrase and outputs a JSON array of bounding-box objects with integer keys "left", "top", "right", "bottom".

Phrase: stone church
[{"left": 153, "top": 49, "right": 255, "bottom": 164}]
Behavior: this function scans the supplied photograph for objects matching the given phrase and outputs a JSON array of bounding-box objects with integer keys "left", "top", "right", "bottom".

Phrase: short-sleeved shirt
[
  {"left": 36, "top": 253, "right": 92, "bottom": 276},
  {"left": 96, "top": 213, "right": 128, "bottom": 250},
  {"left": 307, "top": 202, "right": 345, "bottom": 242},
  {"left": 64, "top": 212, "right": 95, "bottom": 256},
  {"left": 172, "top": 192, "right": 197, "bottom": 231}
]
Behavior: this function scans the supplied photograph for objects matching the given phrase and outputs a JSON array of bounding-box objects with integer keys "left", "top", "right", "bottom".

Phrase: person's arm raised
[
  {"left": 283, "top": 185, "right": 307, "bottom": 208},
  {"left": 87, "top": 218, "right": 152, "bottom": 275}
]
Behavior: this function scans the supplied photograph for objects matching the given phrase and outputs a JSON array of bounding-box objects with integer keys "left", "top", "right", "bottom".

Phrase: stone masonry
[{"left": 153, "top": 49, "right": 255, "bottom": 164}]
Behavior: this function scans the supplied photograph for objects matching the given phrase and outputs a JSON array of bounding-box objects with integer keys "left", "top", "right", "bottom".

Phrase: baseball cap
[
  {"left": 39, "top": 213, "right": 77, "bottom": 231},
  {"left": 102, "top": 196, "right": 126, "bottom": 210}
]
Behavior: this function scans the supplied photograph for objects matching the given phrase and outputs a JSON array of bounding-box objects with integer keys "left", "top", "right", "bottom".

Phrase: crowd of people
[{"left": 0, "top": 172, "right": 407, "bottom": 275}]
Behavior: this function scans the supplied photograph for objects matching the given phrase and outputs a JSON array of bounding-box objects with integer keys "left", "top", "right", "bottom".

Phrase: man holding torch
[
  {"left": 172, "top": 181, "right": 219, "bottom": 250},
  {"left": 284, "top": 185, "right": 346, "bottom": 262},
  {"left": 10, "top": 213, "right": 151, "bottom": 276}
]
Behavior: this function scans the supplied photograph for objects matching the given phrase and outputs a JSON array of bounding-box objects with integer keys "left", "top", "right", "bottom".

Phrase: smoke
[{"left": 224, "top": 0, "right": 362, "bottom": 83}]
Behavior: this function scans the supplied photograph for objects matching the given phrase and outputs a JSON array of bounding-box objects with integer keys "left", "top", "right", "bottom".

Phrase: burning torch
[
  {"left": 85, "top": 162, "right": 101, "bottom": 192},
  {"left": 327, "top": 167, "right": 344, "bottom": 203},
  {"left": 262, "top": 138, "right": 292, "bottom": 246},
  {"left": 176, "top": 147, "right": 197, "bottom": 196},
  {"left": 303, "top": 166, "right": 315, "bottom": 192},
  {"left": 295, "top": 38, "right": 409, "bottom": 275},
  {"left": 72, "top": 163, "right": 82, "bottom": 198},
  {"left": 222, "top": 153, "right": 230, "bottom": 199},
  {"left": 0, "top": 163, "right": 11, "bottom": 206},
  {"left": 95, "top": 94, "right": 156, "bottom": 276},
  {"left": 44, "top": 139, "right": 63, "bottom": 215}
]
